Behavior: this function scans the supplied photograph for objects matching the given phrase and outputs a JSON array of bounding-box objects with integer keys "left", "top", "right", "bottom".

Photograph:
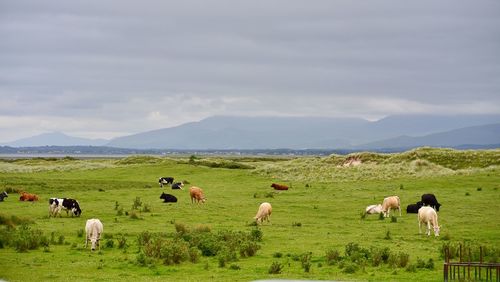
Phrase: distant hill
[
  {"left": 358, "top": 123, "right": 500, "bottom": 149},
  {"left": 3, "top": 114, "right": 500, "bottom": 150},
  {"left": 2, "top": 132, "right": 108, "bottom": 147},
  {"left": 106, "top": 116, "right": 367, "bottom": 149},
  {"left": 107, "top": 115, "right": 500, "bottom": 149}
]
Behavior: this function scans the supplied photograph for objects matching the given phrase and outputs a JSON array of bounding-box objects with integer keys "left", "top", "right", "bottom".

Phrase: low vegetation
[{"left": 0, "top": 147, "right": 498, "bottom": 281}]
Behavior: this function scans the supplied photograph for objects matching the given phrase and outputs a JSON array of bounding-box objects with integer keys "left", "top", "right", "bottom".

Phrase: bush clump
[{"left": 136, "top": 225, "right": 262, "bottom": 267}]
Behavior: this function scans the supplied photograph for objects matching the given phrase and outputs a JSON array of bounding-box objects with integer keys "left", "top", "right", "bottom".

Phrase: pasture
[{"left": 0, "top": 148, "right": 499, "bottom": 281}]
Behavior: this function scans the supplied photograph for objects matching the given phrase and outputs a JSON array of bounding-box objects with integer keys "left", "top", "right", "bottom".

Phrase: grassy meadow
[{"left": 0, "top": 148, "right": 499, "bottom": 281}]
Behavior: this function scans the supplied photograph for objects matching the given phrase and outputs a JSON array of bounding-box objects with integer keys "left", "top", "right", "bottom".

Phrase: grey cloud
[{"left": 0, "top": 0, "right": 499, "bottom": 141}]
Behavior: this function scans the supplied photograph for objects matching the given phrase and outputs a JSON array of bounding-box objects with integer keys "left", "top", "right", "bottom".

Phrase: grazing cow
[
  {"left": 271, "top": 183, "right": 289, "bottom": 191},
  {"left": 365, "top": 204, "right": 383, "bottom": 214},
  {"left": 160, "top": 192, "right": 177, "bottom": 203},
  {"left": 49, "top": 198, "right": 82, "bottom": 217},
  {"left": 171, "top": 182, "right": 184, "bottom": 190},
  {"left": 19, "top": 192, "right": 39, "bottom": 202},
  {"left": 254, "top": 202, "right": 272, "bottom": 225},
  {"left": 421, "top": 194, "right": 441, "bottom": 211},
  {"left": 159, "top": 177, "right": 174, "bottom": 188},
  {"left": 0, "top": 191, "right": 8, "bottom": 202},
  {"left": 406, "top": 201, "right": 424, "bottom": 214},
  {"left": 382, "top": 196, "right": 401, "bottom": 217},
  {"left": 189, "top": 187, "right": 206, "bottom": 204},
  {"left": 418, "top": 206, "right": 440, "bottom": 236},
  {"left": 85, "top": 218, "right": 103, "bottom": 251}
]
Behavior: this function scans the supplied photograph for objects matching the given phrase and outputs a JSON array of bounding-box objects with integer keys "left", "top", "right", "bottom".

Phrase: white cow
[
  {"left": 365, "top": 204, "right": 383, "bottom": 214},
  {"left": 254, "top": 202, "right": 272, "bottom": 225},
  {"left": 418, "top": 206, "right": 440, "bottom": 236},
  {"left": 85, "top": 218, "right": 103, "bottom": 251},
  {"left": 382, "top": 196, "right": 401, "bottom": 217}
]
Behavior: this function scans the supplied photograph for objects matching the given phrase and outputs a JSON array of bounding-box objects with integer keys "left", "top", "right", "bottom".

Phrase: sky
[{"left": 1, "top": 0, "right": 499, "bottom": 142}]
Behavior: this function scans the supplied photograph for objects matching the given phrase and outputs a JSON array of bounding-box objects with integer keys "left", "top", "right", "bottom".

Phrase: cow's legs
[{"left": 426, "top": 221, "right": 431, "bottom": 236}]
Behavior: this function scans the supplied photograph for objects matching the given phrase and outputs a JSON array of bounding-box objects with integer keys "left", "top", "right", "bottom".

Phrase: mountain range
[{"left": 2, "top": 114, "right": 500, "bottom": 150}]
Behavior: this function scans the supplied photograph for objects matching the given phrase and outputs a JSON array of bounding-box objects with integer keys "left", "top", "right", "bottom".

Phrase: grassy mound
[{"left": 253, "top": 147, "right": 499, "bottom": 182}]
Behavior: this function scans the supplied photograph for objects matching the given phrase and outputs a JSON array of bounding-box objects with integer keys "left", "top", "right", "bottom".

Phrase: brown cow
[
  {"left": 382, "top": 196, "right": 401, "bottom": 217},
  {"left": 271, "top": 183, "right": 288, "bottom": 190},
  {"left": 19, "top": 192, "right": 39, "bottom": 202},
  {"left": 189, "top": 187, "right": 206, "bottom": 204}
]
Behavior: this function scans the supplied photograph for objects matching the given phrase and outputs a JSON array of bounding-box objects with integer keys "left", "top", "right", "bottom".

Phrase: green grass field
[{"left": 0, "top": 148, "right": 499, "bottom": 281}]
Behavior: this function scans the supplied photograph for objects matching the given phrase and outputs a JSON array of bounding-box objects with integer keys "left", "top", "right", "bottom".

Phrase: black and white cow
[
  {"left": 159, "top": 177, "right": 174, "bottom": 188},
  {"left": 421, "top": 194, "right": 441, "bottom": 212},
  {"left": 160, "top": 192, "right": 177, "bottom": 203},
  {"left": 0, "top": 191, "right": 8, "bottom": 202},
  {"left": 406, "top": 201, "right": 424, "bottom": 214},
  {"left": 49, "top": 198, "right": 82, "bottom": 217},
  {"left": 171, "top": 182, "right": 184, "bottom": 190}
]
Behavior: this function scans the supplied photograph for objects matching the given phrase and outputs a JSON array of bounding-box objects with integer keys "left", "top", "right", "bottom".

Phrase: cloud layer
[{"left": 1, "top": 0, "right": 499, "bottom": 141}]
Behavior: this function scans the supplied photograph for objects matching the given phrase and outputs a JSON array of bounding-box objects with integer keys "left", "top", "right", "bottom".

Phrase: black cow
[
  {"left": 421, "top": 194, "right": 441, "bottom": 211},
  {"left": 171, "top": 182, "right": 184, "bottom": 190},
  {"left": 406, "top": 201, "right": 424, "bottom": 214},
  {"left": 160, "top": 192, "right": 177, "bottom": 203},
  {"left": 0, "top": 191, "right": 7, "bottom": 202},
  {"left": 49, "top": 198, "right": 82, "bottom": 217},
  {"left": 159, "top": 177, "right": 174, "bottom": 188}
]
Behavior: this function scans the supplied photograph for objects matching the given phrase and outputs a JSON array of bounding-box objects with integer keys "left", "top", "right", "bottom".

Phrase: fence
[{"left": 443, "top": 245, "right": 500, "bottom": 282}]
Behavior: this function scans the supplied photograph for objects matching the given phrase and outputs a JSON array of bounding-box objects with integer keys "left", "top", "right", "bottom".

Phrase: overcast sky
[{"left": 1, "top": 0, "right": 499, "bottom": 142}]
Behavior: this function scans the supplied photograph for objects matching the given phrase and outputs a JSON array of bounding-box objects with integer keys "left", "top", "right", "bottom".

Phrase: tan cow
[
  {"left": 189, "top": 186, "right": 206, "bottom": 204},
  {"left": 418, "top": 206, "right": 440, "bottom": 236},
  {"left": 85, "top": 218, "right": 103, "bottom": 251},
  {"left": 254, "top": 202, "right": 272, "bottom": 225},
  {"left": 382, "top": 196, "right": 401, "bottom": 217}
]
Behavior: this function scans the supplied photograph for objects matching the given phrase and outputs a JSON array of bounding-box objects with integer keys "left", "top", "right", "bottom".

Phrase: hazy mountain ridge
[
  {"left": 3, "top": 115, "right": 500, "bottom": 150},
  {"left": 2, "top": 132, "right": 108, "bottom": 147}
]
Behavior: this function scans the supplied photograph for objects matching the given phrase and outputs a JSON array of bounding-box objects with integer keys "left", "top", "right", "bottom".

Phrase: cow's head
[
  {"left": 90, "top": 236, "right": 100, "bottom": 251},
  {"left": 72, "top": 202, "right": 82, "bottom": 217},
  {"left": 160, "top": 192, "right": 167, "bottom": 200},
  {"left": 435, "top": 203, "right": 441, "bottom": 212},
  {"left": 433, "top": 225, "right": 440, "bottom": 237}
]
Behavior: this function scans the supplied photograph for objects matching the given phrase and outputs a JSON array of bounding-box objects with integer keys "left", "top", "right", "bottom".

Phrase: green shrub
[
  {"left": 268, "top": 261, "right": 283, "bottom": 274},
  {"left": 13, "top": 225, "right": 48, "bottom": 252},
  {"left": 251, "top": 228, "right": 263, "bottom": 241},
  {"left": 188, "top": 247, "right": 200, "bottom": 263},
  {"left": 273, "top": 252, "right": 283, "bottom": 258},
  {"left": 325, "top": 248, "right": 341, "bottom": 265},
  {"left": 118, "top": 235, "right": 127, "bottom": 249},
  {"left": 116, "top": 207, "right": 124, "bottom": 216},
  {"left": 76, "top": 229, "right": 84, "bottom": 238},
  {"left": 229, "top": 264, "right": 241, "bottom": 270},
  {"left": 239, "top": 241, "right": 260, "bottom": 257},
  {"left": 397, "top": 252, "right": 410, "bottom": 268},
  {"left": 132, "top": 197, "right": 142, "bottom": 210},
  {"left": 425, "top": 258, "right": 435, "bottom": 269},
  {"left": 301, "top": 252, "right": 312, "bottom": 272},
  {"left": 141, "top": 204, "right": 151, "bottom": 213},
  {"left": 105, "top": 239, "right": 114, "bottom": 249},
  {"left": 391, "top": 216, "right": 397, "bottom": 223},
  {"left": 342, "top": 262, "right": 358, "bottom": 274},
  {"left": 175, "top": 222, "right": 190, "bottom": 235}
]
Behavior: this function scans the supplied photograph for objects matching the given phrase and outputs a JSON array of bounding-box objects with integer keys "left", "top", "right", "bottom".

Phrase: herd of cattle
[
  {"left": 0, "top": 177, "right": 442, "bottom": 253},
  {"left": 365, "top": 193, "right": 442, "bottom": 236}
]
